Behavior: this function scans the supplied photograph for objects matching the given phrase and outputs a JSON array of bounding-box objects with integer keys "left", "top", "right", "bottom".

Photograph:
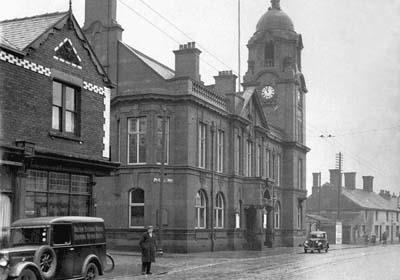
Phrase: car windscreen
[
  {"left": 10, "top": 227, "right": 49, "bottom": 247},
  {"left": 309, "top": 233, "right": 326, "bottom": 239}
]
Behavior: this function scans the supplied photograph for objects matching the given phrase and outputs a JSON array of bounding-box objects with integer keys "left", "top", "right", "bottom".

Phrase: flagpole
[{"left": 237, "top": 0, "right": 241, "bottom": 92}]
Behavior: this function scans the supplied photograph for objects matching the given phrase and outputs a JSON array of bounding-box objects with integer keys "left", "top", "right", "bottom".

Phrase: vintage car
[
  {"left": 303, "top": 231, "right": 329, "bottom": 253},
  {"left": 0, "top": 216, "right": 113, "bottom": 280}
]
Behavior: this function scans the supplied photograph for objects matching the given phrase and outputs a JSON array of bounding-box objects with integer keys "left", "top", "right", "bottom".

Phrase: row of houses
[{"left": 306, "top": 170, "right": 400, "bottom": 244}]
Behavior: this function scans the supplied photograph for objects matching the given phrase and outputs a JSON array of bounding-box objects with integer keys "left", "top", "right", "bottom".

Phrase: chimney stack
[
  {"left": 362, "top": 176, "right": 374, "bottom": 192},
  {"left": 312, "top": 172, "right": 321, "bottom": 195},
  {"left": 344, "top": 172, "right": 356, "bottom": 190},
  {"left": 329, "top": 169, "right": 341, "bottom": 188},
  {"left": 173, "top": 42, "right": 201, "bottom": 82},
  {"left": 214, "top": 71, "right": 237, "bottom": 96}
]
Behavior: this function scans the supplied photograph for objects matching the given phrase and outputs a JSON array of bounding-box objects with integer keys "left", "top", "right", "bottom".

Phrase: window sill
[{"left": 49, "top": 131, "right": 82, "bottom": 143}]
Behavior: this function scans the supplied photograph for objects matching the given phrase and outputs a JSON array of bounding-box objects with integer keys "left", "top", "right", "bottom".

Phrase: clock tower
[
  {"left": 243, "top": 0, "right": 307, "bottom": 144},
  {"left": 243, "top": 0, "right": 309, "bottom": 245}
]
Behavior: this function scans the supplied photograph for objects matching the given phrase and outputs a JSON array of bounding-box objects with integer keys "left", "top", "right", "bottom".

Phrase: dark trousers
[{"left": 142, "top": 262, "right": 152, "bottom": 274}]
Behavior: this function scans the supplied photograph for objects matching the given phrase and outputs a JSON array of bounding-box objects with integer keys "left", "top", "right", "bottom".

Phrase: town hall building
[{"left": 84, "top": 0, "right": 309, "bottom": 252}]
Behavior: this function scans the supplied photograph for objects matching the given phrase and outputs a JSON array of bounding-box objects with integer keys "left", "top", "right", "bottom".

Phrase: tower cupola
[{"left": 256, "top": 0, "right": 294, "bottom": 32}]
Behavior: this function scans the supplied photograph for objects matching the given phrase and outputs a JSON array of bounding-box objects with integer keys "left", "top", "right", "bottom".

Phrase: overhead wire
[
  {"left": 135, "top": 0, "right": 238, "bottom": 74},
  {"left": 118, "top": 0, "right": 231, "bottom": 74}
]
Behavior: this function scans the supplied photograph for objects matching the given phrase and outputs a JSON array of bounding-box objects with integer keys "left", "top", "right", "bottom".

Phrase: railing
[{"left": 191, "top": 80, "right": 226, "bottom": 110}]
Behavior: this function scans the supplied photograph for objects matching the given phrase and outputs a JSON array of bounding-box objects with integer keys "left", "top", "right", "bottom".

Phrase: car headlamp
[{"left": 0, "top": 254, "right": 9, "bottom": 268}]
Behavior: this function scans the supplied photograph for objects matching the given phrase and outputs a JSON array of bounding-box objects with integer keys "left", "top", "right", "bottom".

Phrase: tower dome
[{"left": 256, "top": 0, "right": 294, "bottom": 32}]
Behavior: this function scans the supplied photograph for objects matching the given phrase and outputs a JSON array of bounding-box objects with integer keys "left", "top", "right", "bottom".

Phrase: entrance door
[
  {"left": 0, "top": 194, "right": 11, "bottom": 246},
  {"left": 245, "top": 207, "right": 257, "bottom": 249}
]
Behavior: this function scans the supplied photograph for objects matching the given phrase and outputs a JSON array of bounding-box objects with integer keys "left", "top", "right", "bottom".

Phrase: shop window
[
  {"left": 52, "top": 81, "right": 79, "bottom": 134},
  {"left": 128, "top": 117, "right": 147, "bottom": 164},
  {"left": 129, "top": 188, "right": 145, "bottom": 228},
  {"left": 25, "top": 170, "right": 91, "bottom": 218},
  {"left": 195, "top": 190, "right": 207, "bottom": 229}
]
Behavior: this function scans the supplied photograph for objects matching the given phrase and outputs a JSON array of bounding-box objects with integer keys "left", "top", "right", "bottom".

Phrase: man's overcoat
[{"left": 139, "top": 232, "right": 157, "bottom": 262}]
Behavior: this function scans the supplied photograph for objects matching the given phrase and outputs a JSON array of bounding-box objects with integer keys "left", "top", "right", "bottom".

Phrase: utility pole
[
  {"left": 336, "top": 152, "right": 343, "bottom": 220},
  {"left": 210, "top": 122, "right": 216, "bottom": 252},
  {"left": 157, "top": 106, "right": 167, "bottom": 255}
]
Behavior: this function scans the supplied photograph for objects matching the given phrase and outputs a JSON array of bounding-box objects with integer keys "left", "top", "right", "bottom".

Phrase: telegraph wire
[
  {"left": 118, "top": 0, "right": 230, "bottom": 73},
  {"left": 307, "top": 122, "right": 388, "bottom": 178},
  {"left": 133, "top": 0, "right": 238, "bottom": 74}
]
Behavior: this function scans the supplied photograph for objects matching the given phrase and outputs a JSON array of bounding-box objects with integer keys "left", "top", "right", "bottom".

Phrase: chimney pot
[
  {"left": 362, "top": 176, "right": 374, "bottom": 192},
  {"left": 173, "top": 42, "right": 202, "bottom": 81},
  {"left": 329, "top": 169, "right": 341, "bottom": 188},
  {"left": 344, "top": 172, "right": 356, "bottom": 190},
  {"left": 214, "top": 70, "right": 237, "bottom": 96}
]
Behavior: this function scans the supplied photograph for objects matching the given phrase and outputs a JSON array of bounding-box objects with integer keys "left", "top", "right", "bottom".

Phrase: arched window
[
  {"left": 274, "top": 201, "right": 281, "bottom": 229},
  {"left": 264, "top": 41, "right": 275, "bottom": 67},
  {"left": 195, "top": 190, "right": 207, "bottom": 229},
  {"left": 129, "top": 188, "right": 144, "bottom": 228},
  {"left": 215, "top": 193, "right": 225, "bottom": 229}
]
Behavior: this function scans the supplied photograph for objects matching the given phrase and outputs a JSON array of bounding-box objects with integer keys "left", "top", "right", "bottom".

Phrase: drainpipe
[{"left": 210, "top": 122, "right": 216, "bottom": 252}]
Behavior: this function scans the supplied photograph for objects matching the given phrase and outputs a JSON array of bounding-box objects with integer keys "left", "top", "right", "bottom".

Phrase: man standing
[{"left": 139, "top": 225, "right": 157, "bottom": 275}]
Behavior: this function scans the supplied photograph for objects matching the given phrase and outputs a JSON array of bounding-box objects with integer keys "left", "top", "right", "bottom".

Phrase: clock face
[{"left": 261, "top": 86, "right": 275, "bottom": 99}]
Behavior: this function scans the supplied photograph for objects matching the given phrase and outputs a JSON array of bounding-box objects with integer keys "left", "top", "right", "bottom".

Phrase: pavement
[{"left": 101, "top": 242, "right": 389, "bottom": 279}]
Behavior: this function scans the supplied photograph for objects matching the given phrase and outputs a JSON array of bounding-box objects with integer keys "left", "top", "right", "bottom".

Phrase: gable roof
[
  {"left": 120, "top": 41, "right": 175, "bottom": 80},
  {"left": 0, "top": 11, "right": 111, "bottom": 84},
  {"left": 239, "top": 86, "right": 269, "bottom": 128},
  {"left": 0, "top": 12, "right": 68, "bottom": 52},
  {"left": 343, "top": 188, "right": 399, "bottom": 211}
]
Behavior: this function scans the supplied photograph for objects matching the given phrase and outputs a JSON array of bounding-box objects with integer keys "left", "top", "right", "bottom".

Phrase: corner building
[{"left": 86, "top": 0, "right": 309, "bottom": 252}]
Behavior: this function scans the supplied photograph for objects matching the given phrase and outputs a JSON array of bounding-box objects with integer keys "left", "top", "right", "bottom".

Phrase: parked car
[
  {"left": 303, "top": 231, "right": 329, "bottom": 253},
  {"left": 0, "top": 216, "right": 113, "bottom": 280}
]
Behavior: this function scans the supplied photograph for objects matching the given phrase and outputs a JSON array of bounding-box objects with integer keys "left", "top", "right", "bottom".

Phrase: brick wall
[{"left": 0, "top": 22, "right": 108, "bottom": 159}]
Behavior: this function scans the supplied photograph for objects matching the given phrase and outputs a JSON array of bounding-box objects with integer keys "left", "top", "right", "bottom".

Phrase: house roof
[
  {"left": 343, "top": 188, "right": 399, "bottom": 211},
  {"left": 0, "top": 12, "right": 68, "bottom": 52},
  {"left": 120, "top": 41, "right": 175, "bottom": 80},
  {"left": 0, "top": 11, "right": 111, "bottom": 84}
]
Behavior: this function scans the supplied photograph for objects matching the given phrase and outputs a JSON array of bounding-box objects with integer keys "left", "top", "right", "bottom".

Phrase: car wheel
[
  {"left": 325, "top": 248, "right": 329, "bottom": 253},
  {"left": 33, "top": 245, "right": 57, "bottom": 280},
  {"left": 85, "top": 262, "right": 99, "bottom": 280},
  {"left": 17, "top": 269, "right": 37, "bottom": 280},
  {"left": 317, "top": 249, "right": 321, "bottom": 253},
  {"left": 304, "top": 249, "right": 307, "bottom": 253}
]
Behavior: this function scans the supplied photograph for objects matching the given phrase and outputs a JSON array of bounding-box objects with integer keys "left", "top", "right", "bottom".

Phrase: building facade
[
  {"left": 85, "top": 0, "right": 309, "bottom": 252},
  {"left": 0, "top": 11, "right": 117, "bottom": 245},
  {"left": 307, "top": 171, "right": 400, "bottom": 244}
]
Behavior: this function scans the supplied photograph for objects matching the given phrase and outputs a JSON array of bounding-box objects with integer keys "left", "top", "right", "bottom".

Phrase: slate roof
[
  {"left": 342, "top": 188, "right": 399, "bottom": 211},
  {"left": 120, "top": 41, "right": 175, "bottom": 80},
  {"left": 0, "top": 12, "right": 68, "bottom": 52}
]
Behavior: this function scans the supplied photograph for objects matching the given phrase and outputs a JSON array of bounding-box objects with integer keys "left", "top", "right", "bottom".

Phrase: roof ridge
[
  {"left": 0, "top": 11, "right": 68, "bottom": 24},
  {"left": 121, "top": 41, "right": 175, "bottom": 73}
]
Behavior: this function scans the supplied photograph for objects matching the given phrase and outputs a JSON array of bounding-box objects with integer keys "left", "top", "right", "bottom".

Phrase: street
[{"left": 102, "top": 244, "right": 400, "bottom": 280}]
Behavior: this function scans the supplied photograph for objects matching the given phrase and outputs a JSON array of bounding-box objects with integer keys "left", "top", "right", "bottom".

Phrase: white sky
[{"left": 1, "top": 0, "right": 400, "bottom": 195}]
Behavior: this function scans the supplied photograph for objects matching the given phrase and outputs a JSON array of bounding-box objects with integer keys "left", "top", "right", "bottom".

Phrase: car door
[{"left": 52, "top": 224, "right": 77, "bottom": 279}]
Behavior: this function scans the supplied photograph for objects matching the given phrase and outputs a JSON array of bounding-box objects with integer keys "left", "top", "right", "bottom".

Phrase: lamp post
[{"left": 157, "top": 106, "right": 167, "bottom": 255}]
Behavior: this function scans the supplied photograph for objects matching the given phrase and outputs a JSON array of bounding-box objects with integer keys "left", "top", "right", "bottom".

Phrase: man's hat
[{"left": 146, "top": 225, "right": 153, "bottom": 230}]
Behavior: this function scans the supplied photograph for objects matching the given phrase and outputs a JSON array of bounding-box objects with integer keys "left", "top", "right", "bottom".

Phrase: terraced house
[
  {"left": 85, "top": 0, "right": 309, "bottom": 252},
  {"left": 0, "top": 9, "right": 118, "bottom": 245}
]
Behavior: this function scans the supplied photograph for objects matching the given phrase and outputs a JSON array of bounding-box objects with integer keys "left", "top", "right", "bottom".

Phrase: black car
[
  {"left": 0, "top": 216, "right": 113, "bottom": 280},
  {"left": 303, "top": 231, "right": 329, "bottom": 253}
]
